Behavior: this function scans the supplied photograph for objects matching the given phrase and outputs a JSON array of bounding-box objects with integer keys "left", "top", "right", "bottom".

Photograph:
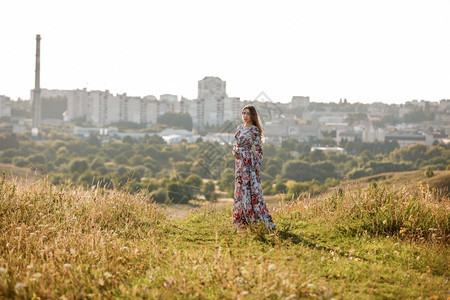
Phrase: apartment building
[
  {"left": 0, "top": 95, "right": 11, "bottom": 118},
  {"left": 198, "top": 76, "right": 227, "bottom": 126}
]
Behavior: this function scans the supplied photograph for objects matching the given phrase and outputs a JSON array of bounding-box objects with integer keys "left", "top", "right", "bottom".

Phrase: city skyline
[{"left": 1, "top": 0, "right": 450, "bottom": 104}]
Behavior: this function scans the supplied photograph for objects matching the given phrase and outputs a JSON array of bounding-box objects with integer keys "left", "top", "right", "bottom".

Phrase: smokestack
[{"left": 32, "top": 34, "right": 41, "bottom": 136}]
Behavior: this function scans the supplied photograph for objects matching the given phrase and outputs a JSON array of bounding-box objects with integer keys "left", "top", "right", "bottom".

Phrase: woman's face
[{"left": 242, "top": 108, "right": 252, "bottom": 124}]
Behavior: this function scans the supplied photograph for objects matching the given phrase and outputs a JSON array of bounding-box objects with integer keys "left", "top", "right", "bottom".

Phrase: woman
[{"left": 232, "top": 105, "right": 275, "bottom": 230}]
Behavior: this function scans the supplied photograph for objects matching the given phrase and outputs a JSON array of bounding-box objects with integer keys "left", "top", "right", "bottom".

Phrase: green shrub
[
  {"left": 167, "top": 181, "right": 188, "bottom": 204},
  {"left": 70, "top": 158, "right": 89, "bottom": 174},
  {"left": 262, "top": 180, "right": 274, "bottom": 195},
  {"left": 275, "top": 182, "right": 287, "bottom": 194},
  {"left": 150, "top": 187, "right": 168, "bottom": 203},
  {"left": 203, "top": 181, "right": 216, "bottom": 202},
  {"left": 13, "top": 156, "right": 29, "bottom": 167},
  {"left": 424, "top": 166, "right": 434, "bottom": 178}
]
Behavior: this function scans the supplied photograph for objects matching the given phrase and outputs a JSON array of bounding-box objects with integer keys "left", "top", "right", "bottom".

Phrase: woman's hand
[{"left": 255, "top": 167, "right": 260, "bottom": 175}]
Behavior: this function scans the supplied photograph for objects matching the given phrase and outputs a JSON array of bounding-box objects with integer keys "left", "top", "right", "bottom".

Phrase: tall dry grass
[
  {"left": 280, "top": 181, "right": 449, "bottom": 243},
  {"left": 0, "top": 174, "right": 166, "bottom": 298}
]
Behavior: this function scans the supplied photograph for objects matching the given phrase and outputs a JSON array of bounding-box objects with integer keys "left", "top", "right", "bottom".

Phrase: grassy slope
[
  {"left": 0, "top": 163, "right": 42, "bottom": 182},
  {"left": 343, "top": 170, "right": 450, "bottom": 192},
  {"left": 0, "top": 175, "right": 448, "bottom": 299}
]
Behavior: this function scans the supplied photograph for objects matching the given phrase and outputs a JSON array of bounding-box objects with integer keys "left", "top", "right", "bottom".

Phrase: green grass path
[{"left": 127, "top": 204, "right": 448, "bottom": 299}]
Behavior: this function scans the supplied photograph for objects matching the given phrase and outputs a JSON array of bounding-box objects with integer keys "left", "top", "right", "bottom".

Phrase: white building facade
[{"left": 0, "top": 95, "right": 11, "bottom": 118}]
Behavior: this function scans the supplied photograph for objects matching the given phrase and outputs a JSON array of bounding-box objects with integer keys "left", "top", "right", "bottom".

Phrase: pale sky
[{"left": 1, "top": 0, "right": 449, "bottom": 104}]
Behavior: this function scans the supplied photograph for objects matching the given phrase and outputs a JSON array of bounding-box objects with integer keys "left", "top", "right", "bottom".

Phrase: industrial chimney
[{"left": 32, "top": 34, "right": 41, "bottom": 137}]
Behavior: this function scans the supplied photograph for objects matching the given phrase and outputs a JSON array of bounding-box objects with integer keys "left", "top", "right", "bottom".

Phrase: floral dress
[{"left": 232, "top": 124, "right": 275, "bottom": 230}]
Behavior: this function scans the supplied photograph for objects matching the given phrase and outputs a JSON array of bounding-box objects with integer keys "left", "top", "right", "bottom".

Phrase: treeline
[{"left": 1, "top": 132, "right": 449, "bottom": 202}]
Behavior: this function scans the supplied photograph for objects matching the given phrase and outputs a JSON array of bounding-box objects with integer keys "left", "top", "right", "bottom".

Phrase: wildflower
[
  {"left": 268, "top": 264, "right": 276, "bottom": 271},
  {"left": 241, "top": 291, "right": 249, "bottom": 295},
  {"left": 31, "top": 273, "right": 42, "bottom": 280},
  {"left": 0, "top": 267, "right": 6, "bottom": 275},
  {"left": 70, "top": 248, "right": 76, "bottom": 255},
  {"left": 307, "top": 283, "right": 315, "bottom": 288},
  {"left": 104, "top": 272, "right": 112, "bottom": 279},
  {"left": 14, "top": 282, "right": 26, "bottom": 291},
  {"left": 63, "top": 264, "right": 72, "bottom": 269}
]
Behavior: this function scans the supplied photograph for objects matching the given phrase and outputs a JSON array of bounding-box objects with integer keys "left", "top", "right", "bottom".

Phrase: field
[{"left": 0, "top": 171, "right": 449, "bottom": 299}]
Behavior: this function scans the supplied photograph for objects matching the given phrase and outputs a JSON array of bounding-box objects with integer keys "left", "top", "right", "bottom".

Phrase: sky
[{"left": 1, "top": 0, "right": 449, "bottom": 104}]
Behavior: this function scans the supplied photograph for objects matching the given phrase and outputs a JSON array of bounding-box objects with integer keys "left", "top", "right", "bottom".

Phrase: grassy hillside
[
  {"left": 0, "top": 174, "right": 449, "bottom": 299},
  {"left": 0, "top": 163, "right": 42, "bottom": 182}
]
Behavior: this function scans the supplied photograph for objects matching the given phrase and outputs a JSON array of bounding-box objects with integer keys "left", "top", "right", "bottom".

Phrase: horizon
[{"left": 1, "top": 0, "right": 449, "bottom": 104}]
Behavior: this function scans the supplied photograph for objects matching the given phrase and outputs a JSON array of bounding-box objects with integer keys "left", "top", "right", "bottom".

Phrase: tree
[
  {"left": 150, "top": 187, "right": 168, "bottom": 203},
  {"left": 203, "top": 181, "right": 216, "bottom": 201},
  {"left": 185, "top": 174, "right": 202, "bottom": 188},
  {"left": 123, "top": 135, "right": 135, "bottom": 144},
  {"left": 275, "top": 181, "right": 288, "bottom": 194},
  {"left": 403, "top": 108, "right": 434, "bottom": 123},
  {"left": 114, "top": 154, "right": 129, "bottom": 165},
  {"left": 70, "top": 158, "right": 89, "bottom": 174},
  {"left": 0, "top": 133, "right": 19, "bottom": 150},
  {"left": 218, "top": 168, "right": 235, "bottom": 195},
  {"left": 281, "top": 160, "right": 311, "bottom": 181},
  {"left": 345, "top": 112, "right": 368, "bottom": 125},
  {"left": 157, "top": 112, "right": 193, "bottom": 131},
  {"left": 167, "top": 181, "right": 188, "bottom": 204},
  {"left": 309, "top": 150, "right": 326, "bottom": 162}
]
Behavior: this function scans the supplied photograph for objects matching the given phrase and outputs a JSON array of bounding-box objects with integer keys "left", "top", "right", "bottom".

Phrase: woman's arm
[
  {"left": 232, "top": 145, "right": 240, "bottom": 159},
  {"left": 232, "top": 125, "right": 241, "bottom": 159},
  {"left": 252, "top": 126, "right": 263, "bottom": 169}
]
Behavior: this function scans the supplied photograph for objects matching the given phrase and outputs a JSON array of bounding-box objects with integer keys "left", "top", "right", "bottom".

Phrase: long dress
[{"left": 232, "top": 124, "right": 275, "bottom": 230}]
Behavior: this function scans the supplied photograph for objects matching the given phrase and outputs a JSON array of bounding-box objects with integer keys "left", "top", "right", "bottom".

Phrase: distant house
[
  {"left": 336, "top": 131, "right": 359, "bottom": 144},
  {"left": 311, "top": 146, "right": 345, "bottom": 154},
  {"left": 385, "top": 133, "right": 433, "bottom": 146},
  {"left": 158, "top": 128, "right": 193, "bottom": 144},
  {"left": 73, "top": 126, "right": 119, "bottom": 138},
  {"left": 264, "top": 119, "right": 321, "bottom": 144}
]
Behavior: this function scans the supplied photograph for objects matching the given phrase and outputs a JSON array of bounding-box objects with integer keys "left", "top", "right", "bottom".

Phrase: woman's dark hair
[{"left": 242, "top": 105, "right": 263, "bottom": 136}]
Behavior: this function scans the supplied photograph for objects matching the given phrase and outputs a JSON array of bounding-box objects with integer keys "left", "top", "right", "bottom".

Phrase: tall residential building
[
  {"left": 436, "top": 99, "right": 450, "bottom": 122},
  {"left": 198, "top": 77, "right": 227, "bottom": 126},
  {"left": 160, "top": 94, "right": 179, "bottom": 114},
  {"left": 142, "top": 95, "right": 158, "bottom": 124},
  {"left": 86, "top": 90, "right": 109, "bottom": 127},
  {"left": 68, "top": 89, "right": 89, "bottom": 120},
  {"left": 0, "top": 95, "right": 11, "bottom": 118},
  {"left": 34, "top": 88, "right": 88, "bottom": 121},
  {"left": 180, "top": 97, "right": 198, "bottom": 125},
  {"left": 224, "top": 97, "right": 240, "bottom": 122},
  {"left": 123, "top": 96, "right": 141, "bottom": 123},
  {"left": 106, "top": 92, "right": 120, "bottom": 124}
]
